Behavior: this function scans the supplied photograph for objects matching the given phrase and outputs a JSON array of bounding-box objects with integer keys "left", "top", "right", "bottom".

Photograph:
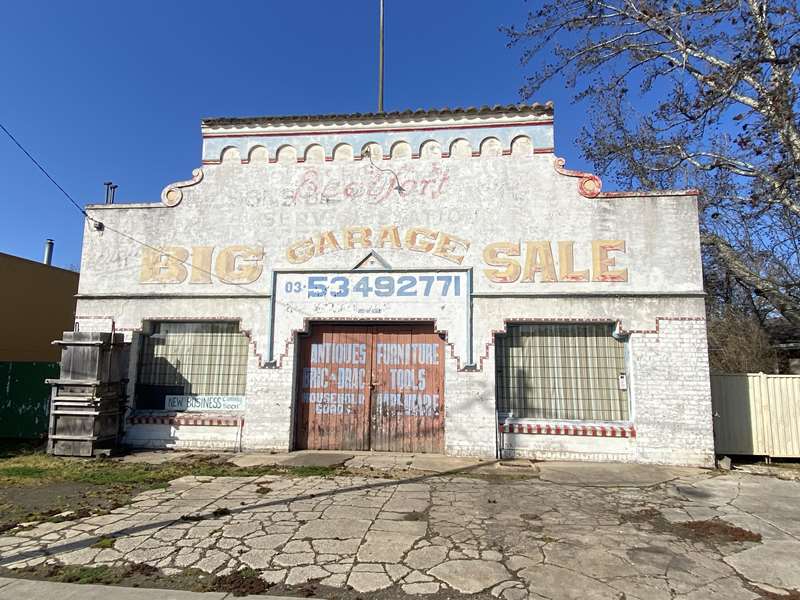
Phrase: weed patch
[
  {"left": 0, "top": 466, "right": 50, "bottom": 478},
  {"left": 211, "top": 567, "right": 271, "bottom": 596},
  {"left": 0, "top": 452, "right": 348, "bottom": 489},
  {"left": 280, "top": 465, "right": 338, "bottom": 477},
  {"left": 10, "top": 563, "right": 214, "bottom": 593},
  {"left": 56, "top": 565, "right": 120, "bottom": 585},
  {"left": 0, "top": 450, "right": 351, "bottom": 534}
]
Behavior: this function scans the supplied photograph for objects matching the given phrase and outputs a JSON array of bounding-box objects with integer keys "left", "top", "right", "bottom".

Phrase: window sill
[
  {"left": 499, "top": 420, "right": 636, "bottom": 438},
  {"left": 128, "top": 413, "right": 243, "bottom": 427}
]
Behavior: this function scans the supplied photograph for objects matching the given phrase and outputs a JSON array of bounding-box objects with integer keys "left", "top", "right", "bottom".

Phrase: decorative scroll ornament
[
  {"left": 553, "top": 156, "right": 603, "bottom": 198},
  {"left": 160, "top": 168, "right": 204, "bottom": 207}
]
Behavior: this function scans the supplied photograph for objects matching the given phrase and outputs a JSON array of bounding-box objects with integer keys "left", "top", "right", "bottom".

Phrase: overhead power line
[
  {"left": 0, "top": 120, "right": 262, "bottom": 295},
  {"left": 0, "top": 122, "right": 89, "bottom": 218}
]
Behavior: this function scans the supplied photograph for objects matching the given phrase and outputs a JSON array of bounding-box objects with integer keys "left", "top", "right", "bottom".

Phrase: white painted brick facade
[
  {"left": 74, "top": 106, "right": 715, "bottom": 466},
  {"left": 499, "top": 319, "right": 714, "bottom": 467}
]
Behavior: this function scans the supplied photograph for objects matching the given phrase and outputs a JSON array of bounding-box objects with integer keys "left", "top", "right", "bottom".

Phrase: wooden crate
[{"left": 46, "top": 332, "right": 128, "bottom": 457}]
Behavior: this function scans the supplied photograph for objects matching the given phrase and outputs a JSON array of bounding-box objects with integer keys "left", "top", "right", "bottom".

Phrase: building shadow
[{"left": 0, "top": 459, "right": 499, "bottom": 568}]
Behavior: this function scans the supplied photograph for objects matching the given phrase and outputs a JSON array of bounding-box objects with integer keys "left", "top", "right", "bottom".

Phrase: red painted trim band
[
  {"left": 128, "top": 416, "right": 243, "bottom": 428},
  {"left": 499, "top": 423, "right": 636, "bottom": 438}
]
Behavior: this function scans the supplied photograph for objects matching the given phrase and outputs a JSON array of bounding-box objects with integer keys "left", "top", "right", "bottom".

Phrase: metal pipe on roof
[
  {"left": 43, "top": 239, "right": 54, "bottom": 265},
  {"left": 378, "top": 0, "right": 384, "bottom": 113}
]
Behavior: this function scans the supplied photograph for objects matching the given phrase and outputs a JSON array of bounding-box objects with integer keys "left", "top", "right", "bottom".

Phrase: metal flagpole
[{"left": 378, "top": 0, "right": 385, "bottom": 113}]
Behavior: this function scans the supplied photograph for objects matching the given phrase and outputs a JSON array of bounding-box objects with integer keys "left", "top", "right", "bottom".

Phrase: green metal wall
[{"left": 0, "top": 361, "right": 58, "bottom": 438}]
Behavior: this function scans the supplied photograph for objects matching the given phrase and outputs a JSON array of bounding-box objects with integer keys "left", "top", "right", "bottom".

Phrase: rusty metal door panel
[
  {"left": 295, "top": 322, "right": 445, "bottom": 453},
  {"left": 295, "top": 324, "right": 372, "bottom": 450},
  {"left": 370, "top": 324, "right": 445, "bottom": 453}
]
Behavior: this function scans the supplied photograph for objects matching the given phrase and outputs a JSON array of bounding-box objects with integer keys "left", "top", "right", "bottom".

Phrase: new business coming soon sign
[{"left": 165, "top": 395, "right": 246, "bottom": 412}]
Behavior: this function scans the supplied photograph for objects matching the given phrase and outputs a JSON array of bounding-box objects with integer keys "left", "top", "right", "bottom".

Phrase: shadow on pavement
[{"left": 0, "top": 460, "right": 499, "bottom": 568}]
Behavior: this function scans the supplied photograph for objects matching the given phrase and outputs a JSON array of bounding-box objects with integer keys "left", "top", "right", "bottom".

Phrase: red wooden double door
[{"left": 295, "top": 322, "right": 445, "bottom": 453}]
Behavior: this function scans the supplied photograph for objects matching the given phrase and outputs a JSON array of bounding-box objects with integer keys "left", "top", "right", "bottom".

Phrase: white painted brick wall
[
  {"left": 125, "top": 424, "right": 240, "bottom": 450},
  {"left": 99, "top": 296, "right": 714, "bottom": 465},
  {"left": 629, "top": 319, "right": 715, "bottom": 466},
  {"left": 497, "top": 319, "right": 714, "bottom": 467},
  {"left": 76, "top": 109, "right": 714, "bottom": 466},
  {"left": 242, "top": 342, "right": 297, "bottom": 451},
  {"left": 444, "top": 359, "right": 496, "bottom": 458}
]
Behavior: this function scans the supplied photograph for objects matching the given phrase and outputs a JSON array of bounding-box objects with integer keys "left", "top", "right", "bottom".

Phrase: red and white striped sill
[
  {"left": 128, "top": 416, "right": 243, "bottom": 427},
  {"left": 499, "top": 423, "right": 636, "bottom": 438}
]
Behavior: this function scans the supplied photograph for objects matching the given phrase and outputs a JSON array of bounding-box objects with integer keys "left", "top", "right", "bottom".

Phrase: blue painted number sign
[{"left": 282, "top": 274, "right": 462, "bottom": 299}]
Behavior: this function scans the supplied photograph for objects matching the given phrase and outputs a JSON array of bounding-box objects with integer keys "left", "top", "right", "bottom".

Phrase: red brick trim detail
[
  {"left": 77, "top": 316, "right": 268, "bottom": 372},
  {"left": 477, "top": 317, "right": 705, "bottom": 370},
  {"left": 270, "top": 317, "right": 469, "bottom": 372},
  {"left": 128, "top": 416, "right": 243, "bottom": 427},
  {"left": 239, "top": 328, "right": 267, "bottom": 368},
  {"left": 620, "top": 316, "right": 705, "bottom": 335},
  {"left": 499, "top": 423, "right": 636, "bottom": 438}
]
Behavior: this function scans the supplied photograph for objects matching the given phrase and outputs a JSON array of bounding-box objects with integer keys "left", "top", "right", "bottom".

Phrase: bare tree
[
  {"left": 707, "top": 307, "right": 778, "bottom": 372},
  {"left": 504, "top": 0, "right": 800, "bottom": 325}
]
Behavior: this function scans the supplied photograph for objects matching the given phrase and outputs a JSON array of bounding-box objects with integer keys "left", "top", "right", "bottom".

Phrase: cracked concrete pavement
[{"left": 0, "top": 460, "right": 798, "bottom": 599}]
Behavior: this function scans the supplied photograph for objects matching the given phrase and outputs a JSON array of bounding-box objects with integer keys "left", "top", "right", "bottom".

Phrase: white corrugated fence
[{"left": 711, "top": 373, "right": 800, "bottom": 458}]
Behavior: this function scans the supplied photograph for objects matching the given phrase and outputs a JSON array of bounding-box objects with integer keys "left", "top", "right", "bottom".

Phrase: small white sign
[
  {"left": 618, "top": 373, "right": 628, "bottom": 391},
  {"left": 165, "top": 395, "right": 245, "bottom": 412}
]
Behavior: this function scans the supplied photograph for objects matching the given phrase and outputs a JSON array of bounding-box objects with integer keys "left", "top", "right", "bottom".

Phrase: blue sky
[{"left": 0, "top": 1, "right": 591, "bottom": 270}]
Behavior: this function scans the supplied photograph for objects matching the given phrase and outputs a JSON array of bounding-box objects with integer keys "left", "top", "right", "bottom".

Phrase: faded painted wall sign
[
  {"left": 283, "top": 164, "right": 449, "bottom": 207},
  {"left": 483, "top": 240, "right": 628, "bottom": 283},
  {"left": 140, "top": 246, "right": 264, "bottom": 284},
  {"left": 284, "top": 232, "right": 628, "bottom": 283},
  {"left": 137, "top": 238, "right": 628, "bottom": 286},
  {"left": 302, "top": 341, "right": 367, "bottom": 415},
  {"left": 286, "top": 226, "right": 470, "bottom": 265}
]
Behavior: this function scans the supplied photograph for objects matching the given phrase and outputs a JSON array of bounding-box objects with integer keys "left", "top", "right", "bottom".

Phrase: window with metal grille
[
  {"left": 495, "top": 323, "right": 629, "bottom": 421},
  {"left": 135, "top": 321, "right": 248, "bottom": 410}
]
